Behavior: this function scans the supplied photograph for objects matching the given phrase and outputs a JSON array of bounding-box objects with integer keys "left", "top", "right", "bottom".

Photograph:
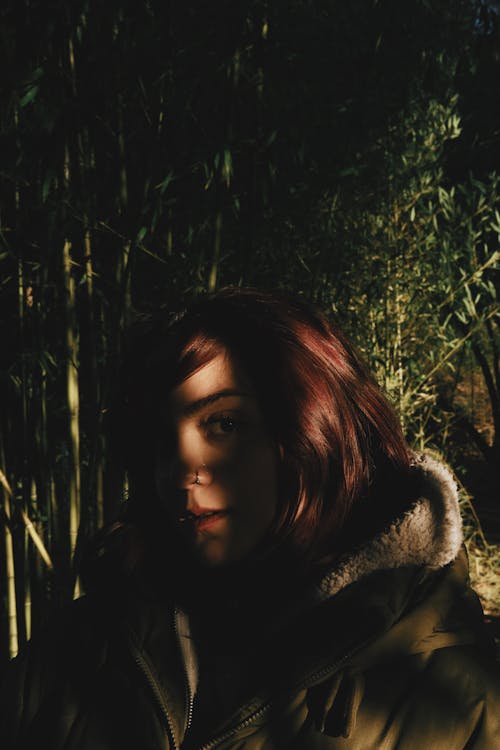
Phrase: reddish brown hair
[{"left": 117, "top": 288, "right": 412, "bottom": 565}]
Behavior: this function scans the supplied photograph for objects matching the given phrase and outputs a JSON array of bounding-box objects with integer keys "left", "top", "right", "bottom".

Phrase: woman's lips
[{"left": 178, "top": 508, "right": 231, "bottom": 531}]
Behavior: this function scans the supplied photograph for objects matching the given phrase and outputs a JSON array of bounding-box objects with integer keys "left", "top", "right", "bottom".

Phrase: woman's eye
[{"left": 204, "top": 414, "right": 240, "bottom": 436}]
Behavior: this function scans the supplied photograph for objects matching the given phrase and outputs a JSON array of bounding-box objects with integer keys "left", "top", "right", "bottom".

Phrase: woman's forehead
[{"left": 168, "top": 351, "right": 254, "bottom": 418}]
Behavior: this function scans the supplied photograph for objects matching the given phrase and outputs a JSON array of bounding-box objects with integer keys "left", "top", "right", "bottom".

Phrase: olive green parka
[{"left": 1, "top": 454, "right": 499, "bottom": 749}]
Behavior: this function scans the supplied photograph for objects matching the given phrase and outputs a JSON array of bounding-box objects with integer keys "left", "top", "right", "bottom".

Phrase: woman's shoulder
[{"left": 299, "top": 553, "right": 500, "bottom": 748}]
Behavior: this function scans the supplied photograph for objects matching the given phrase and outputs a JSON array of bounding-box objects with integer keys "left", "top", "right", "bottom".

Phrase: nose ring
[{"left": 194, "top": 470, "right": 201, "bottom": 485}]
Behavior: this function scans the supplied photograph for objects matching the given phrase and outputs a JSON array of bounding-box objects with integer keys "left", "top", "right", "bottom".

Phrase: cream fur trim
[{"left": 317, "top": 454, "right": 463, "bottom": 600}]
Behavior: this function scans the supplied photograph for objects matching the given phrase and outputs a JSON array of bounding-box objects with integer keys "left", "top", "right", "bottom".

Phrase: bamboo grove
[{"left": 1, "top": 0, "right": 499, "bottom": 659}]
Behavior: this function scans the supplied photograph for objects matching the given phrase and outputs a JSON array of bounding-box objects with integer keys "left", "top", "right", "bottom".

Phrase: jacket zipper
[
  {"left": 198, "top": 641, "right": 371, "bottom": 750},
  {"left": 174, "top": 607, "right": 195, "bottom": 734},
  {"left": 130, "top": 640, "right": 179, "bottom": 750}
]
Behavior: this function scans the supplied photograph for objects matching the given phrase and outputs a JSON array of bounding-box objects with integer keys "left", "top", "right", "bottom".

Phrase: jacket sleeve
[
  {"left": 304, "top": 642, "right": 500, "bottom": 749},
  {"left": 424, "top": 645, "right": 500, "bottom": 749},
  {"left": 358, "top": 645, "right": 500, "bottom": 750}
]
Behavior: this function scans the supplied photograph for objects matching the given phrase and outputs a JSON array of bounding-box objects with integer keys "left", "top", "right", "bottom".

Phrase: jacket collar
[{"left": 315, "top": 453, "right": 463, "bottom": 601}]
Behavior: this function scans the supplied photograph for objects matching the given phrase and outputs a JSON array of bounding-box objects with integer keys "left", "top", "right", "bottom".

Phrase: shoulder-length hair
[{"left": 114, "top": 288, "right": 412, "bottom": 568}]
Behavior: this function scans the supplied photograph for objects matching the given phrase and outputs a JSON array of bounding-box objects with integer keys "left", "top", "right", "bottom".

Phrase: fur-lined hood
[{"left": 316, "top": 453, "right": 463, "bottom": 601}]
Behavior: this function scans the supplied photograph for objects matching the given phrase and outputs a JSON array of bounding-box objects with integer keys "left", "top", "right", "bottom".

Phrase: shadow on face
[{"left": 155, "top": 349, "right": 279, "bottom": 566}]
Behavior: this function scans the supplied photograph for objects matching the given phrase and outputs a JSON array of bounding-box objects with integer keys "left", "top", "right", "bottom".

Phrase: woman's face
[{"left": 155, "top": 349, "right": 279, "bottom": 566}]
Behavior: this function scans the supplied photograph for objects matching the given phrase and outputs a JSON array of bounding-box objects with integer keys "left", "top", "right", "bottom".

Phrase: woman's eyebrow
[{"left": 182, "top": 389, "right": 251, "bottom": 416}]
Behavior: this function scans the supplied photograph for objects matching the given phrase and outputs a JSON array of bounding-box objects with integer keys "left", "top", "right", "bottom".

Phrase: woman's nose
[
  {"left": 172, "top": 428, "right": 214, "bottom": 488},
  {"left": 176, "top": 463, "right": 213, "bottom": 489}
]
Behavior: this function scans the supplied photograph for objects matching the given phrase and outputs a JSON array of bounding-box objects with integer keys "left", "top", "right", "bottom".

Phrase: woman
[{"left": 2, "top": 288, "right": 499, "bottom": 749}]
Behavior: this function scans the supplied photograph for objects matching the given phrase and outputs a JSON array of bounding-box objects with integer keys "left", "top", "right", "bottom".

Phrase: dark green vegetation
[{"left": 0, "top": 0, "right": 499, "bottom": 658}]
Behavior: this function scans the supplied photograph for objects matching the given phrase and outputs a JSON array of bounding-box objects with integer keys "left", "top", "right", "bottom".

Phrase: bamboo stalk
[
  {"left": 394, "top": 266, "right": 405, "bottom": 427},
  {"left": 0, "top": 438, "right": 18, "bottom": 658},
  {"left": 49, "top": 474, "right": 57, "bottom": 548},
  {"left": 3, "top": 490, "right": 18, "bottom": 658},
  {"left": 62, "top": 240, "right": 81, "bottom": 597},
  {"left": 17, "top": 230, "right": 29, "bottom": 649},
  {"left": 0, "top": 469, "right": 54, "bottom": 570},
  {"left": 117, "top": 93, "right": 128, "bottom": 210},
  {"left": 208, "top": 211, "right": 223, "bottom": 292},
  {"left": 85, "top": 230, "right": 104, "bottom": 530},
  {"left": 384, "top": 257, "right": 391, "bottom": 394},
  {"left": 24, "top": 508, "right": 31, "bottom": 642},
  {"left": 40, "top": 367, "right": 53, "bottom": 549},
  {"left": 122, "top": 241, "right": 132, "bottom": 325},
  {"left": 21, "top": 508, "right": 54, "bottom": 570}
]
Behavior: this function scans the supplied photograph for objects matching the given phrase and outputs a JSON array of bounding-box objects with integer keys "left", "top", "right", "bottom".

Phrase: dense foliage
[{"left": 0, "top": 0, "right": 499, "bottom": 658}]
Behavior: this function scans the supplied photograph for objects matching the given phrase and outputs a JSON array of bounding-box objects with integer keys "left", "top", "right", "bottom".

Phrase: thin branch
[
  {"left": 437, "top": 251, "right": 499, "bottom": 312},
  {"left": 0, "top": 469, "right": 54, "bottom": 570},
  {"left": 485, "top": 317, "right": 500, "bottom": 394},
  {"left": 404, "top": 308, "right": 499, "bottom": 404}
]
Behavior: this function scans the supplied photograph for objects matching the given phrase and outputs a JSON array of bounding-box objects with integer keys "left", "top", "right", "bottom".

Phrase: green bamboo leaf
[
  {"left": 20, "top": 85, "right": 39, "bottom": 107},
  {"left": 155, "top": 171, "right": 174, "bottom": 195},
  {"left": 266, "top": 130, "right": 277, "bottom": 146}
]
